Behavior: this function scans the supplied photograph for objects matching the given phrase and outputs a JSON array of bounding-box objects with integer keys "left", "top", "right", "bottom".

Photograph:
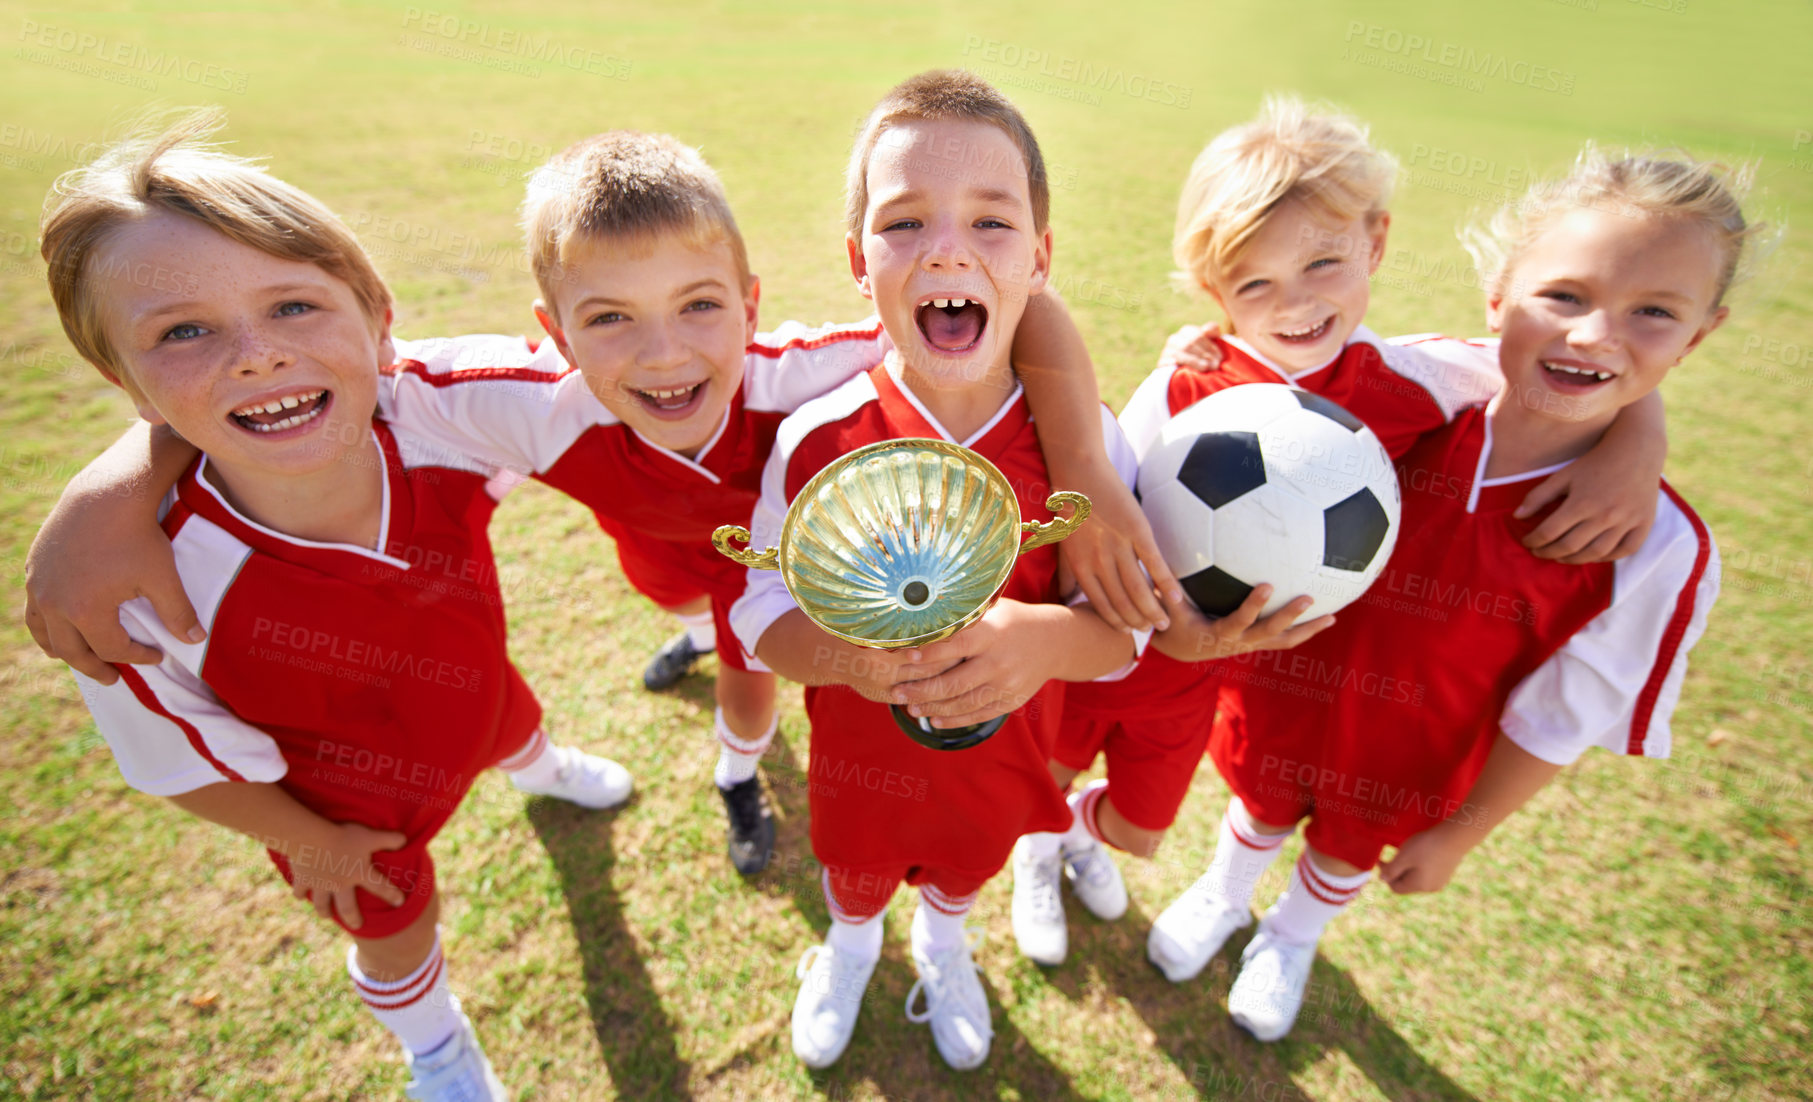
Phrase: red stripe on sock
[
  {"left": 1227, "top": 814, "right": 1286, "bottom": 852},
  {"left": 355, "top": 950, "right": 444, "bottom": 1011},
  {"left": 821, "top": 868, "right": 885, "bottom": 924},
  {"left": 1078, "top": 783, "right": 1109, "bottom": 846},
  {"left": 495, "top": 728, "right": 548, "bottom": 772},
  {"left": 1296, "top": 857, "right": 1364, "bottom": 906},
  {"left": 921, "top": 891, "right": 976, "bottom": 917}
]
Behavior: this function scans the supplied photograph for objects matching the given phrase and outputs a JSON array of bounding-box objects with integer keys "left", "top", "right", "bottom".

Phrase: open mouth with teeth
[
  {"left": 629, "top": 381, "right": 707, "bottom": 417},
  {"left": 1273, "top": 316, "right": 1334, "bottom": 345},
  {"left": 1540, "top": 360, "right": 1617, "bottom": 390},
  {"left": 915, "top": 296, "right": 989, "bottom": 354},
  {"left": 229, "top": 389, "right": 330, "bottom": 434}
]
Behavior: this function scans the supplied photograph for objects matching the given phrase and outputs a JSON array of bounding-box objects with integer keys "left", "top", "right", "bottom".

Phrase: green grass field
[{"left": 3, "top": 1, "right": 1811, "bottom": 1098}]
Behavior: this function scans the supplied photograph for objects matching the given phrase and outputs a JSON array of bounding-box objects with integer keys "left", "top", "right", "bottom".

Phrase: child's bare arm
[
  {"left": 1015, "top": 292, "right": 1182, "bottom": 632},
  {"left": 168, "top": 781, "right": 408, "bottom": 929},
  {"left": 26, "top": 421, "right": 201, "bottom": 681},
  {"left": 891, "top": 598, "right": 1134, "bottom": 729},
  {"left": 1518, "top": 390, "right": 1666, "bottom": 564},
  {"left": 1377, "top": 732, "right": 1564, "bottom": 894},
  {"left": 1150, "top": 586, "right": 1334, "bottom": 663},
  {"left": 754, "top": 609, "right": 961, "bottom": 702}
]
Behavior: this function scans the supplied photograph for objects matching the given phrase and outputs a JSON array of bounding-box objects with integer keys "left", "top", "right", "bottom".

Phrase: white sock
[
  {"left": 1260, "top": 853, "right": 1370, "bottom": 946},
  {"left": 714, "top": 709, "right": 775, "bottom": 789},
  {"left": 676, "top": 608, "right": 716, "bottom": 652},
  {"left": 500, "top": 731, "right": 563, "bottom": 791},
  {"left": 1200, "top": 797, "right": 1290, "bottom": 909},
  {"left": 1021, "top": 830, "right": 1062, "bottom": 859},
  {"left": 1064, "top": 779, "right": 1109, "bottom": 854},
  {"left": 822, "top": 870, "right": 886, "bottom": 961},
  {"left": 912, "top": 886, "right": 975, "bottom": 956},
  {"left": 346, "top": 932, "right": 459, "bottom": 1057}
]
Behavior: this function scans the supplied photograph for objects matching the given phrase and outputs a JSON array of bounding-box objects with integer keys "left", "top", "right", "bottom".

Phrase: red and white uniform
[
  {"left": 382, "top": 319, "right": 888, "bottom": 668},
  {"left": 730, "top": 364, "right": 1141, "bottom": 912},
  {"left": 1055, "top": 328, "right": 1501, "bottom": 830},
  {"left": 1211, "top": 399, "right": 1719, "bottom": 869},
  {"left": 73, "top": 421, "right": 541, "bottom": 939}
]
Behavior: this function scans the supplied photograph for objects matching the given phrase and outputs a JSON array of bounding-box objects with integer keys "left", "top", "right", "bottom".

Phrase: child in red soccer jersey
[
  {"left": 1161, "top": 149, "right": 1749, "bottom": 1041},
  {"left": 23, "top": 131, "right": 1158, "bottom": 879},
  {"left": 731, "top": 71, "right": 1145, "bottom": 1071},
  {"left": 1014, "top": 98, "right": 1671, "bottom": 969},
  {"left": 39, "top": 114, "right": 641, "bottom": 1101}
]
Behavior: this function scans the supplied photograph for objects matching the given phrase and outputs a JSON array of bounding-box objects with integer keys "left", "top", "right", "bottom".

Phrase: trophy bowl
[{"left": 714, "top": 438, "right": 1090, "bottom": 750}]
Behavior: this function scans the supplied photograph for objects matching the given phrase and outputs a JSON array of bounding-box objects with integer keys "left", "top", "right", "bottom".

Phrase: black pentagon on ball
[
  {"left": 1292, "top": 388, "right": 1366, "bottom": 433},
  {"left": 1322, "top": 487, "right": 1391, "bottom": 571},
  {"left": 1177, "top": 431, "right": 1266, "bottom": 509},
  {"left": 1181, "top": 564, "right": 1255, "bottom": 618}
]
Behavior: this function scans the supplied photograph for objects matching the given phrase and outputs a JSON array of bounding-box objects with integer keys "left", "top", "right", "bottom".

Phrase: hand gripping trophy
[{"left": 714, "top": 438, "right": 1090, "bottom": 750}]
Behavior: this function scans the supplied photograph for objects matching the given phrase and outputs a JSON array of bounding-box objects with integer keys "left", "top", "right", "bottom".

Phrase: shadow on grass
[
  {"left": 1050, "top": 901, "right": 1479, "bottom": 1102},
  {"left": 528, "top": 797, "right": 693, "bottom": 1099}
]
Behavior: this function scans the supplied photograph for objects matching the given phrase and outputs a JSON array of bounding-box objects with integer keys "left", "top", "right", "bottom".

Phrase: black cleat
[
  {"left": 718, "top": 775, "right": 775, "bottom": 875},
  {"left": 643, "top": 631, "right": 713, "bottom": 691}
]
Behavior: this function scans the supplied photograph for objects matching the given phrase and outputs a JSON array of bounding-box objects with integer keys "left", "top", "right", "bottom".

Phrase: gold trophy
[{"left": 714, "top": 438, "right": 1091, "bottom": 751}]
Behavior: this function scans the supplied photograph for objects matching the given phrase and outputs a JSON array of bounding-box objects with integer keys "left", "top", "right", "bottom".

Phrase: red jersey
[
  {"left": 73, "top": 420, "right": 541, "bottom": 936},
  {"left": 1066, "top": 328, "right": 1501, "bottom": 725},
  {"left": 382, "top": 321, "right": 888, "bottom": 663},
  {"left": 730, "top": 364, "right": 1139, "bottom": 881},
  {"left": 1211, "top": 403, "right": 1719, "bottom": 868}
]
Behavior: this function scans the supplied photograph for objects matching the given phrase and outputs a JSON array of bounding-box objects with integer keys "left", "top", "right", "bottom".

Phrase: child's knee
[{"left": 350, "top": 890, "right": 441, "bottom": 979}]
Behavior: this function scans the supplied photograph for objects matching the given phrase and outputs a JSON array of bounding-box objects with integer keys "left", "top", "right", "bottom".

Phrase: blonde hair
[
  {"left": 522, "top": 131, "right": 750, "bottom": 319},
  {"left": 1463, "top": 146, "right": 1764, "bottom": 305},
  {"left": 40, "top": 108, "right": 391, "bottom": 385},
  {"left": 845, "top": 69, "right": 1049, "bottom": 237},
  {"left": 1173, "top": 96, "right": 1396, "bottom": 292}
]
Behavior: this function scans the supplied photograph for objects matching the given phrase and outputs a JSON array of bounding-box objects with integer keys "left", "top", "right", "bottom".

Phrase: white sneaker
[
  {"left": 1063, "top": 839, "right": 1128, "bottom": 921},
  {"left": 510, "top": 745, "right": 632, "bottom": 809},
  {"left": 1226, "top": 927, "right": 1316, "bottom": 1042},
  {"left": 1011, "top": 838, "right": 1068, "bottom": 965},
  {"left": 404, "top": 1007, "right": 509, "bottom": 1101},
  {"left": 1147, "top": 874, "right": 1253, "bottom": 983},
  {"left": 906, "top": 929, "right": 994, "bottom": 1070},
  {"left": 791, "top": 944, "right": 878, "bottom": 1068}
]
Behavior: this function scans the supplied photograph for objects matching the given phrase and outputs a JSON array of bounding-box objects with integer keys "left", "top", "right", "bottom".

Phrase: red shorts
[
  {"left": 265, "top": 726, "right": 544, "bottom": 939},
  {"left": 610, "top": 531, "right": 753, "bottom": 672},
  {"left": 1052, "top": 713, "right": 1212, "bottom": 832},
  {"left": 269, "top": 844, "right": 438, "bottom": 941},
  {"left": 823, "top": 862, "right": 991, "bottom": 921},
  {"left": 1209, "top": 696, "right": 1493, "bottom": 871}
]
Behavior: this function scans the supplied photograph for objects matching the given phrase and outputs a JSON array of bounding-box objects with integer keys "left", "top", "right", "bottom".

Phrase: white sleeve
[
  {"left": 1376, "top": 331, "right": 1504, "bottom": 420},
  {"left": 1079, "top": 406, "right": 1153, "bottom": 677},
  {"left": 1116, "top": 364, "right": 1181, "bottom": 462},
  {"left": 726, "top": 440, "right": 799, "bottom": 664},
  {"left": 741, "top": 316, "right": 890, "bottom": 414},
  {"left": 385, "top": 335, "right": 600, "bottom": 476},
  {"left": 74, "top": 599, "right": 288, "bottom": 796},
  {"left": 1500, "top": 495, "right": 1719, "bottom": 764}
]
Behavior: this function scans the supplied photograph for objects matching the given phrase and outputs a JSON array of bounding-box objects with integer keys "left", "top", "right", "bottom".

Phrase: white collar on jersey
[
  {"left": 624, "top": 405, "right": 731, "bottom": 485},
  {"left": 190, "top": 429, "right": 415, "bottom": 568},
  {"left": 1465, "top": 393, "right": 1576, "bottom": 513},
  {"left": 1223, "top": 324, "right": 1386, "bottom": 385},
  {"left": 883, "top": 359, "right": 1026, "bottom": 447}
]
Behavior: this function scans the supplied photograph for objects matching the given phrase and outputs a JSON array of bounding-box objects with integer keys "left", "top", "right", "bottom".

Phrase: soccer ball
[{"left": 1137, "top": 384, "right": 1400, "bottom": 619}]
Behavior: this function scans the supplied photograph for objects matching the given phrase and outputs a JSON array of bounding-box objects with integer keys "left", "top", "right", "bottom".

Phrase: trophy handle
[
  {"left": 712, "top": 525, "right": 780, "bottom": 570},
  {"left": 1019, "top": 491, "right": 1092, "bottom": 553}
]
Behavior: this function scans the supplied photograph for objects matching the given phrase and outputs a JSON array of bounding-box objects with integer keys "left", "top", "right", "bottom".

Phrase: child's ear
[
  {"left": 1485, "top": 292, "right": 1507, "bottom": 333},
  {"left": 1365, "top": 212, "right": 1391, "bottom": 275},
  {"left": 743, "top": 275, "right": 762, "bottom": 344},
  {"left": 1026, "top": 227, "right": 1054, "bottom": 296},
  {"left": 533, "top": 301, "right": 578, "bottom": 366},
  {"left": 374, "top": 307, "right": 396, "bottom": 368},
  {"left": 1680, "top": 304, "right": 1730, "bottom": 361},
  {"left": 847, "top": 233, "right": 874, "bottom": 301}
]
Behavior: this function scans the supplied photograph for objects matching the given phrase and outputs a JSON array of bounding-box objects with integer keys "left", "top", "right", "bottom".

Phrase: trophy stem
[{"left": 890, "top": 705, "right": 1007, "bottom": 752}]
